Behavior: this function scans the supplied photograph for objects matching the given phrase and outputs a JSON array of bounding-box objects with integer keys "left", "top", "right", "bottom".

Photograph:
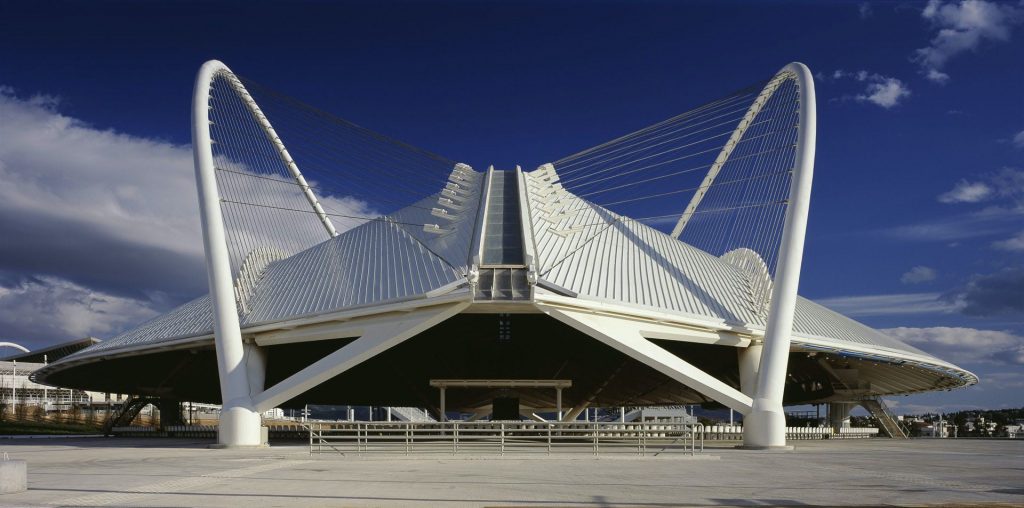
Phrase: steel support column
[
  {"left": 192, "top": 60, "right": 263, "bottom": 447},
  {"left": 742, "top": 62, "right": 817, "bottom": 449}
]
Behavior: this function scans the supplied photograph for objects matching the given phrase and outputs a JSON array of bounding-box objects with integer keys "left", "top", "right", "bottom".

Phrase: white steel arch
[
  {"left": 0, "top": 342, "right": 30, "bottom": 354},
  {"left": 741, "top": 62, "right": 816, "bottom": 448},
  {"left": 216, "top": 72, "right": 339, "bottom": 238},
  {"left": 193, "top": 60, "right": 338, "bottom": 445},
  {"left": 670, "top": 68, "right": 798, "bottom": 238},
  {"left": 192, "top": 60, "right": 261, "bottom": 446},
  {"left": 193, "top": 60, "right": 463, "bottom": 446}
]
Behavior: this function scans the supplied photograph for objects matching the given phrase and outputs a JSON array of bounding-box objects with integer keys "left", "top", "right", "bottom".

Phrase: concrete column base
[
  {"left": 742, "top": 402, "right": 787, "bottom": 448},
  {"left": 0, "top": 459, "right": 27, "bottom": 494},
  {"left": 217, "top": 406, "right": 265, "bottom": 447},
  {"left": 829, "top": 402, "right": 855, "bottom": 430}
]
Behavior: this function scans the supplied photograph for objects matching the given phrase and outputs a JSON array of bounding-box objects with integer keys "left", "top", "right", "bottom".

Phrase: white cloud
[
  {"left": 882, "top": 326, "right": 1024, "bottom": 365},
  {"left": 926, "top": 69, "right": 951, "bottom": 84},
  {"left": 885, "top": 168, "right": 1024, "bottom": 242},
  {"left": 993, "top": 231, "right": 1024, "bottom": 251},
  {"left": 0, "top": 88, "right": 203, "bottom": 262},
  {"left": 855, "top": 77, "right": 912, "bottom": 108},
  {"left": 821, "top": 70, "right": 912, "bottom": 109},
  {"left": 0, "top": 86, "right": 376, "bottom": 348},
  {"left": 979, "top": 371, "right": 1024, "bottom": 389},
  {"left": 1013, "top": 129, "right": 1024, "bottom": 148},
  {"left": 938, "top": 179, "right": 993, "bottom": 203},
  {"left": 815, "top": 293, "right": 960, "bottom": 317},
  {"left": 916, "top": 0, "right": 1024, "bottom": 82},
  {"left": 859, "top": 2, "right": 873, "bottom": 19},
  {"left": 881, "top": 205, "right": 1021, "bottom": 241},
  {"left": 901, "top": 266, "right": 938, "bottom": 284},
  {"left": 0, "top": 275, "right": 160, "bottom": 345}
]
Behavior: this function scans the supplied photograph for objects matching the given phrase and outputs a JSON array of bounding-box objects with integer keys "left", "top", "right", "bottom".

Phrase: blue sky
[{"left": 0, "top": 0, "right": 1021, "bottom": 413}]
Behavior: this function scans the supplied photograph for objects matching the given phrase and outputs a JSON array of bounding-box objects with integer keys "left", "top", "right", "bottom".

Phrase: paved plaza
[{"left": 0, "top": 437, "right": 1020, "bottom": 507}]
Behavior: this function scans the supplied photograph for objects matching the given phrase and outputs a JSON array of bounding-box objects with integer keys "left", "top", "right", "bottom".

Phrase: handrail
[{"left": 305, "top": 421, "right": 704, "bottom": 457}]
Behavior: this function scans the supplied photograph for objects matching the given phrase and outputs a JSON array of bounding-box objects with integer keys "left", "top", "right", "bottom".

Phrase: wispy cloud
[
  {"left": 0, "top": 274, "right": 160, "bottom": 343},
  {"left": 938, "top": 180, "right": 993, "bottom": 203},
  {"left": 901, "top": 266, "right": 938, "bottom": 284},
  {"left": 1013, "top": 129, "right": 1024, "bottom": 148},
  {"left": 881, "top": 207, "right": 1020, "bottom": 242},
  {"left": 817, "top": 70, "right": 911, "bottom": 109},
  {"left": 915, "top": 0, "right": 1024, "bottom": 83},
  {"left": 859, "top": 2, "right": 873, "bottom": 19},
  {"left": 0, "top": 86, "right": 371, "bottom": 349},
  {"left": 979, "top": 371, "right": 1024, "bottom": 389},
  {"left": 993, "top": 231, "right": 1024, "bottom": 252},
  {"left": 882, "top": 326, "right": 1024, "bottom": 365},
  {"left": 944, "top": 266, "right": 1024, "bottom": 317},
  {"left": 815, "top": 293, "right": 960, "bottom": 317},
  {"left": 882, "top": 168, "right": 1024, "bottom": 242},
  {"left": 856, "top": 77, "right": 911, "bottom": 108}
]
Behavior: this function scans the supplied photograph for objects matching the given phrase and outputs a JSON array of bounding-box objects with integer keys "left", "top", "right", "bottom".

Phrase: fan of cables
[
  {"left": 205, "top": 71, "right": 455, "bottom": 278},
  {"left": 549, "top": 70, "right": 803, "bottom": 312}
]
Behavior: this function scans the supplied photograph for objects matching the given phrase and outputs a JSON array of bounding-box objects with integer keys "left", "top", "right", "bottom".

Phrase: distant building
[{"left": 0, "top": 338, "right": 119, "bottom": 411}]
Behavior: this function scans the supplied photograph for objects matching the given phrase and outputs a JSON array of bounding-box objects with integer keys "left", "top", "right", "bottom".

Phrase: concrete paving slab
[{"left": 0, "top": 437, "right": 1020, "bottom": 506}]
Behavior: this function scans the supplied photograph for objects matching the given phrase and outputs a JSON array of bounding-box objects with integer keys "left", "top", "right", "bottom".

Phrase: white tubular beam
[
  {"left": 541, "top": 305, "right": 753, "bottom": 414},
  {"left": 737, "top": 343, "right": 762, "bottom": 398},
  {"left": 0, "top": 342, "right": 29, "bottom": 353},
  {"left": 743, "top": 62, "right": 816, "bottom": 449},
  {"left": 222, "top": 74, "right": 338, "bottom": 238},
  {"left": 192, "top": 60, "right": 263, "bottom": 446},
  {"left": 670, "top": 73, "right": 788, "bottom": 238},
  {"left": 562, "top": 404, "right": 589, "bottom": 422},
  {"left": 253, "top": 302, "right": 468, "bottom": 412}
]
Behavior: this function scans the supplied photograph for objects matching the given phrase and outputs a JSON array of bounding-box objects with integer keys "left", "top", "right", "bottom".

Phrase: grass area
[{"left": 0, "top": 419, "right": 104, "bottom": 435}]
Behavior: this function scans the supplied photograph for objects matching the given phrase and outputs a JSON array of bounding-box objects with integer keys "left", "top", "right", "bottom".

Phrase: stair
[
  {"left": 474, "top": 267, "right": 530, "bottom": 300},
  {"left": 861, "top": 397, "right": 908, "bottom": 439},
  {"left": 481, "top": 171, "right": 524, "bottom": 266},
  {"left": 104, "top": 396, "right": 159, "bottom": 436},
  {"left": 388, "top": 406, "right": 436, "bottom": 423},
  {"left": 475, "top": 170, "right": 530, "bottom": 301}
]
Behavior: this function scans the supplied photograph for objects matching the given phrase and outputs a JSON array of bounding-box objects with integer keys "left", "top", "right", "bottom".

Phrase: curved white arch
[
  {"left": 670, "top": 66, "right": 806, "bottom": 238},
  {"left": 0, "top": 342, "right": 30, "bottom": 354},
  {"left": 196, "top": 62, "right": 337, "bottom": 238},
  {"left": 742, "top": 62, "right": 816, "bottom": 448}
]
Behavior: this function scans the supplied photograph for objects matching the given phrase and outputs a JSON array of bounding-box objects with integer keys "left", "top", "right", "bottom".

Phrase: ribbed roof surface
[
  {"left": 62, "top": 189, "right": 475, "bottom": 361},
  {"left": 244, "top": 218, "right": 464, "bottom": 322},
  {"left": 57, "top": 166, "right": 961, "bottom": 380},
  {"left": 523, "top": 170, "right": 944, "bottom": 364}
]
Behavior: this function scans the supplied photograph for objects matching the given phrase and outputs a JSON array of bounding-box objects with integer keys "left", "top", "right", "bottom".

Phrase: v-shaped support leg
[
  {"left": 253, "top": 302, "right": 469, "bottom": 413},
  {"left": 540, "top": 305, "right": 753, "bottom": 414}
]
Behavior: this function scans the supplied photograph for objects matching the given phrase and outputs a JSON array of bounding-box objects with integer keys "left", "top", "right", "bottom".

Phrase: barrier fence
[
  {"left": 702, "top": 425, "right": 879, "bottom": 440},
  {"left": 305, "top": 421, "right": 704, "bottom": 456},
  {"left": 111, "top": 423, "right": 880, "bottom": 447}
]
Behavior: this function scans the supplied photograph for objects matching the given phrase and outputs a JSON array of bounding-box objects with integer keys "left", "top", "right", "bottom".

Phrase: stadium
[{"left": 32, "top": 60, "right": 977, "bottom": 449}]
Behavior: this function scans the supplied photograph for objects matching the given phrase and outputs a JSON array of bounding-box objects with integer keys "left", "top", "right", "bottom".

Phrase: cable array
[
  {"left": 547, "top": 71, "right": 803, "bottom": 314},
  {"left": 206, "top": 72, "right": 455, "bottom": 277}
]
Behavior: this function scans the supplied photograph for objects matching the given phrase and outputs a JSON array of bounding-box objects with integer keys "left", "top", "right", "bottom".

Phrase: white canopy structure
[{"left": 34, "top": 60, "right": 976, "bottom": 449}]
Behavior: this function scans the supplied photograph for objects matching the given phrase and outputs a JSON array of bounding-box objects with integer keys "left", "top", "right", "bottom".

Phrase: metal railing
[{"left": 306, "top": 421, "right": 704, "bottom": 456}]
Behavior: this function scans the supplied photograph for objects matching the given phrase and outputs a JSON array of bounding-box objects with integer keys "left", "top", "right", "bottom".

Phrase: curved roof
[{"left": 39, "top": 166, "right": 976, "bottom": 392}]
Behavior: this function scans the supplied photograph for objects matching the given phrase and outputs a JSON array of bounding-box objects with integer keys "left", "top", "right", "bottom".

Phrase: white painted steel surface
[
  {"left": 744, "top": 62, "right": 815, "bottom": 448},
  {"left": 35, "top": 60, "right": 977, "bottom": 415},
  {"left": 192, "top": 60, "right": 262, "bottom": 446}
]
